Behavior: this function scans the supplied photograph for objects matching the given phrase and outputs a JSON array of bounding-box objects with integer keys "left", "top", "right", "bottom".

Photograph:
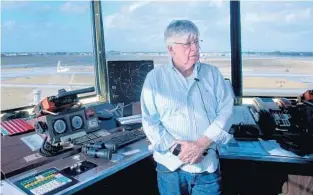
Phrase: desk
[
  {"left": 4, "top": 139, "right": 151, "bottom": 195},
  {"left": 220, "top": 139, "right": 313, "bottom": 164},
  {"left": 220, "top": 139, "right": 313, "bottom": 195},
  {"left": 3, "top": 137, "right": 313, "bottom": 195}
]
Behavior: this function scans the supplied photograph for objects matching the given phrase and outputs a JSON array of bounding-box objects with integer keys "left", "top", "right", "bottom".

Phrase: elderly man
[{"left": 140, "top": 20, "right": 234, "bottom": 195}]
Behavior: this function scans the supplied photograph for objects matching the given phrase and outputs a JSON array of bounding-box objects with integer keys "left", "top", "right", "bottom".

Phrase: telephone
[
  {"left": 252, "top": 98, "right": 292, "bottom": 137},
  {"left": 252, "top": 97, "right": 281, "bottom": 112}
]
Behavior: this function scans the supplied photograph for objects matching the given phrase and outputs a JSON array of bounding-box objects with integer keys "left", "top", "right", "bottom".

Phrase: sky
[{"left": 1, "top": 1, "right": 313, "bottom": 52}]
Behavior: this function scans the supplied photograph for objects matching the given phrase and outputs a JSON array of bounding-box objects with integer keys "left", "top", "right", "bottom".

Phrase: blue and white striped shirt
[{"left": 140, "top": 61, "right": 234, "bottom": 173}]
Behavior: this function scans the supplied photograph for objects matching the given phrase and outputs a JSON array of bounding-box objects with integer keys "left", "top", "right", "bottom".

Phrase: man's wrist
[{"left": 197, "top": 136, "right": 212, "bottom": 150}]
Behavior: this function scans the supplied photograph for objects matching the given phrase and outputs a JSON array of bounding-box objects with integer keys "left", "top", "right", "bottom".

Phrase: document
[
  {"left": 258, "top": 139, "right": 309, "bottom": 158},
  {"left": 220, "top": 138, "right": 268, "bottom": 155},
  {"left": 20, "top": 134, "right": 43, "bottom": 151}
]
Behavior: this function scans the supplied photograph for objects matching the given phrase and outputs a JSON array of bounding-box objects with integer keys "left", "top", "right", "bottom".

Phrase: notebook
[{"left": 1, "top": 119, "right": 34, "bottom": 136}]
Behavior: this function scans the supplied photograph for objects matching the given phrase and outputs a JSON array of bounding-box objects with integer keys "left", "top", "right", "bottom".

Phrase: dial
[
  {"left": 71, "top": 116, "right": 83, "bottom": 130},
  {"left": 53, "top": 119, "right": 66, "bottom": 134}
]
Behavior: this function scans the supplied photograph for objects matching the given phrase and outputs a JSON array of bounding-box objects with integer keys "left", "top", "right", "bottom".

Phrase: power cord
[
  {"left": 105, "top": 102, "right": 133, "bottom": 113},
  {"left": 195, "top": 61, "right": 211, "bottom": 124},
  {"left": 39, "top": 136, "right": 64, "bottom": 157}
]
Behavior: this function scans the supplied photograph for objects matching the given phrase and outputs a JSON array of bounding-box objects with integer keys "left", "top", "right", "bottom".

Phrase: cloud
[
  {"left": 103, "top": 1, "right": 228, "bottom": 30},
  {"left": 102, "top": 1, "right": 230, "bottom": 51},
  {"left": 128, "top": 1, "right": 150, "bottom": 13},
  {"left": 243, "top": 5, "right": 312, "bottom": 25},
  {"left": 1, "top": 20, "right": 16, "bottom": 30},
  {"left": 59, "top": 1, "right": 89, "bottom": 14},
  {"left": 284, "top": 8, "right": 312, "bottom": 23},
  {"left": 208, "top": 0, "right": 225, "bottom": 8},
  {"left": 1, "top": 1, "right": 28, "bottom": 9}
]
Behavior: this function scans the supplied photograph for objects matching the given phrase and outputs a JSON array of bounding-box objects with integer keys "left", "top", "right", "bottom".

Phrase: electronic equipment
[
  {"left": 34, "top": 87, "right": 95, "bottom": 117},
  {"left": 83, "top": 129, "right": 146, "bottom": 153},
  {"left": 275, "top": 98, "right": 293, "bottom": 109},
  {"left": 277, "top": 134, "right": 313, "bottom": 156},
  {"left": 288, "top": 101, "right": 313, "bottom": 134},
  {"left": 302, "top": 90, "right": 313, "bottom": 101},
  {"left": 229, "top": 105, "right": 261, "bottom": 139},
  {"left": 304, "top": 100, "right": 313, "bottom": 132},
  {"left": 82, "top": 147, "right": 112, "bottom": 160},
  {"left": 252, "top": 97, "right": 281, "bottom": 112},
  {"left": 35, "top": 107, "right": 100, "bottom": 144},
  {"left": 14, "top": 168, "right": 78, "bottom": 195},
  {"left": 172, "top": 144, "right": 209, "bottom": 156},
  {"left": 34, "top": 106, "right": 101, "bottom": 157},
  {"left": 70, "top": 129, "right": 109, "bottom": 145},
  {"left": 172, "top": 144, "right": 181, "bottom": 156},
  {"left": 232, "top": 124, "right": 260, "bottom": 140},
  {"left": 107, "top": 60, "right": 154, "bottom": 116},
  {"left": 102, "top": 130, "right": 146, "bottom": 152},
  {"left": 61, "top": 161, "right": 97, "bottom": 177},
  {"left": 252, "top": 98, "right": 292, "bottom": 137}
]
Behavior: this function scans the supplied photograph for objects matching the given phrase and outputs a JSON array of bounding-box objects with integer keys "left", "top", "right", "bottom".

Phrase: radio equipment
[{"left": 35, "top": 107, "right": 100, "bottom": 144}]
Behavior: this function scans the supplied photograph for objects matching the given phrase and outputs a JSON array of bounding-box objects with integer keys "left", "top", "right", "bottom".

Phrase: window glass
[
  {"left": 101, "top": 1, "right": 231, "bottom": 79},
  {"left": 1, "top": 1, "right": 95, "bottom": 110},
  {"left": 241, "top": 1, "right": 313, "bottom": 97}
]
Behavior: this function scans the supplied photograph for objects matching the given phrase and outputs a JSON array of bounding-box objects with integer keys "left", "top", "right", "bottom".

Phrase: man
[{"left": 140, "top": 20, "right": 234, "bottom": 195}]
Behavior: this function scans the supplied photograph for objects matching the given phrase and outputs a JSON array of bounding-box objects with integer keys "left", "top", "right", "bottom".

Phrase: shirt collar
[{"left": 170, "top": 58, "right": 200, "bottom": 79}]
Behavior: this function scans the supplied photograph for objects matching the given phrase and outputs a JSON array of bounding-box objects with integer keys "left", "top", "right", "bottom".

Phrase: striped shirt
[{"left": 140, "top": 61, "right": 234, "bottom": 173}]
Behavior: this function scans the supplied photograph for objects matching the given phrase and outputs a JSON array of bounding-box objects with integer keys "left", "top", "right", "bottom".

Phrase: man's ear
[{"left": 168, "top": 45, "right": 175, "bottom": 56}]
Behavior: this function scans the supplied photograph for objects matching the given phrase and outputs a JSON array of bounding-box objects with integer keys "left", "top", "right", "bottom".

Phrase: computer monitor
[{"left": 107, "top": 60, "right": 154, "bottom": 116}]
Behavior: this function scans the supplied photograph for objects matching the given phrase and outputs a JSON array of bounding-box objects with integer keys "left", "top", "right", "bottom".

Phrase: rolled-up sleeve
[
  {"left": 203, "top": 67, "right": 234, "bottom": 145},
  {"left": 140, "top": 72, "right": 175, "bottom": 152}
]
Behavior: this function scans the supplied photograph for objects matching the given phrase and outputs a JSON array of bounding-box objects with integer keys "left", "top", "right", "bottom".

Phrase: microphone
[{"left": 194, "top": 78, "right": 200, "bottom": 82}]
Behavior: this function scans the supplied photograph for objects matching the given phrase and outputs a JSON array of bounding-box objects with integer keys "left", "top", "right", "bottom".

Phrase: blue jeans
[{"left": 156, "top": 163, "right": 221, "bottom": 195}]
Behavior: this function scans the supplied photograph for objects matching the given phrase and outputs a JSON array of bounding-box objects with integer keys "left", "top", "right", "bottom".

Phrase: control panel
[
  {"left": 35, "top": 107, "right": 100, "bottom": 144},
  {"left": 14, "top": 168, "right": 78, "bottom": 195}
]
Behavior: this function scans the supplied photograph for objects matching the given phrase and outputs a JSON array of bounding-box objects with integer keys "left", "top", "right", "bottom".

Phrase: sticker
[{"left": 122, "top": 149, "right": 141, "bottom": 156}]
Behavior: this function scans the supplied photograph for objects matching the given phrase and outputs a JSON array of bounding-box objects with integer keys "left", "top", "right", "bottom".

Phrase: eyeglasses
[{"left": 173, "top": 40, "right": 203, "bottom": 48}]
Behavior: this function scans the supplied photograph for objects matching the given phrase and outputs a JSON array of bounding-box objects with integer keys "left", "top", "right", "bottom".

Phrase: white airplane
[{"left": 56, "top": 60, "right": 70, "bottom": 73}]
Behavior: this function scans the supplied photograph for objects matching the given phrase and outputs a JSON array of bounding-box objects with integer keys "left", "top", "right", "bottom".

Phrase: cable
[
  {"left": 195, "top": 61, "right": 211, "bottom": 124},
  {"left": 39, "top": 136, "right": 64, "bottom": 157},
  {"left": 104, "top": 102, "right": 133, "bottom": 114}
]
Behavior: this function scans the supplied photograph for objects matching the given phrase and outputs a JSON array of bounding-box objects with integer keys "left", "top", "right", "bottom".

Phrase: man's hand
[{"left": 176, "top": 136, "right": 213, "bottom": 164}]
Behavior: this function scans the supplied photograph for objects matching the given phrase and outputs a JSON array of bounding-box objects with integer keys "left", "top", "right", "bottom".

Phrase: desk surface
[{"left": 4, "top": 137, "right": 313, "bottom": 195}]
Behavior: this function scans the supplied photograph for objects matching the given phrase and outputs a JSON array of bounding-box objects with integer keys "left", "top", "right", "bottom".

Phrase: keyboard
[
  {"left": 103, "top": 130, "right": 146, "bottom": 152},
  {"left": 71, "top": 130, "right": 110, "bottom": 145},
  {"left": 82, "top": 130, "right": 146, "bottom": 152}
]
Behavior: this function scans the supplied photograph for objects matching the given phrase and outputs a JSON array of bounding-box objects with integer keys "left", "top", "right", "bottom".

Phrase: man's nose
[{"left": 190, "top": 43, "right": 199, "bottom": 51}]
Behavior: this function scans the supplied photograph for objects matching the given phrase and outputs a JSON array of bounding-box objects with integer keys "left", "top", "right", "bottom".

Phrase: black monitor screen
[{"left": 107, "top": 60, "right": 154, "bottom": 116}]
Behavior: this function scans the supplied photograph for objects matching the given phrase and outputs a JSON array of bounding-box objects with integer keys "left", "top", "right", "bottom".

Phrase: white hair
[{"left": 164, "top": 20, "right": 199, "bottom": 46}]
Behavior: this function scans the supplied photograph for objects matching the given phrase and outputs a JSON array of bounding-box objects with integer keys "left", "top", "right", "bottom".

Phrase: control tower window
[
  {"left": 1, "top": 1, "right": 96, "bottom": 110},
  {"left": 241, "top": 1, "right": 313, "bottom": 97},
  {"left": 101, "top": 1, "right": 231, "bottom": 83}
]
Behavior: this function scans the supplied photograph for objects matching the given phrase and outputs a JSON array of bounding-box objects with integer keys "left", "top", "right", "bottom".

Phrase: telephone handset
[{"left": 252, "top": 97, "right": 281, "bottom": 112}]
